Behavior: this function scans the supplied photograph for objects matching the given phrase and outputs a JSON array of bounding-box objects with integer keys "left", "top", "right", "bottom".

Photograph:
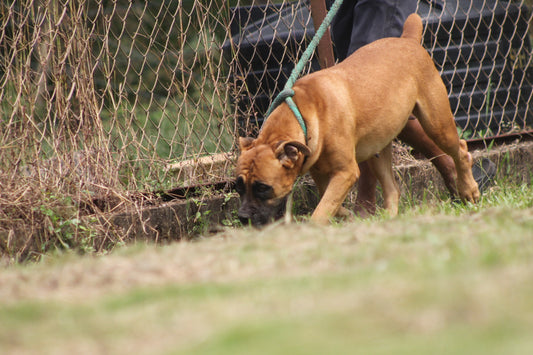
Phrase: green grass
[{"left": 0, "top": 179, "right": 532, "bottom": 354}]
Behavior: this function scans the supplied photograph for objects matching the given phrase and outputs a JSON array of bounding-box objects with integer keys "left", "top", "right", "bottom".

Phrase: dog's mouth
[
  {"left": 238, "top": 195, "right": 288, "bottom": 227},
  {"left": 274, "top": 196, "right": 288, "bottom": 219}
]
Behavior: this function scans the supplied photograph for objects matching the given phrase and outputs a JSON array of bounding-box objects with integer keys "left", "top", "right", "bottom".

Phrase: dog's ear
[
  {"left": 239, "top": 137, "right": 255, "bottom": 152},
  {"left": 275, "top": 141, "right": 311, "bottom": 169}
]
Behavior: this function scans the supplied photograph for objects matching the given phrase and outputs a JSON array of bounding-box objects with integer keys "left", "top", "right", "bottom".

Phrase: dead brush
[
  {"left": 0, "top": 152, "right": 161, "bottom": 263},
  {"left": 0, "top": 1, "right": 160, "bottom": 263}
]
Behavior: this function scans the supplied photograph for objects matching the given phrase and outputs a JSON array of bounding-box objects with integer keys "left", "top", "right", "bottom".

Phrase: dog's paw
[
  {"left": 458, "top": 180, "right": 481, "bottom": 204},
  {"left": 335, "top": 206, "right": 353, "bottom": 220}
]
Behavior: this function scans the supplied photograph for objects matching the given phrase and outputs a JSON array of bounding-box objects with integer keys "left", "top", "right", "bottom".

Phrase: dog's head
[{"left": 235, "top": 137, "right": 310, "bottom": 226}]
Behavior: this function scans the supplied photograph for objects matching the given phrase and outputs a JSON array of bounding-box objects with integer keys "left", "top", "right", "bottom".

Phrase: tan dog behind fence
[{"left": 235, "top": 14, "right": 480, "bottom": 226}]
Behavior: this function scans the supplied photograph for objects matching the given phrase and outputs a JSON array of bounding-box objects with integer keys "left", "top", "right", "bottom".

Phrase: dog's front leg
[{"left": 311, "top": 164, "right": 359, "bottom": 224}]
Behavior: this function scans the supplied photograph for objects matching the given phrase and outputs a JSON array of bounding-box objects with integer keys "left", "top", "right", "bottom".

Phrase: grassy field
[{"left": 1, "top": 178, "right": 532, "bottom": 355}]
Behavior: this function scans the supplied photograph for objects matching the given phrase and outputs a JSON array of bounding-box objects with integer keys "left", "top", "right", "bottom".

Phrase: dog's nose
[
  {"left": 238, "top": 210, "right": 253, "bottom": 226},
  {"left": 239, "top": 215, "right": 252, "bottom": 226},
  {"left": 238, "top": 205, "right": 254, "bottom": 226}
]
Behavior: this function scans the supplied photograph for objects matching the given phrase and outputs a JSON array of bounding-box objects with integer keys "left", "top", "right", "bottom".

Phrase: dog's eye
[
  {"left": 235, "top": 177, "right": 246, "bottom": 196},
  {"left": 252, "top": 182, "right": 273, "bottom": 200},
  {"left": 235, "top": 177, "right": 246, "bottom": 195}
]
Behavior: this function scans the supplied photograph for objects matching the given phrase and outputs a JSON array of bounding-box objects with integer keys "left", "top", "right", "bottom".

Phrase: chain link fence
[
  {"left": 1, "top": 0, "right": 532, "bottom": 259},
  {"left": 230, "top": 0, "right": 533, "bottom": 139}
]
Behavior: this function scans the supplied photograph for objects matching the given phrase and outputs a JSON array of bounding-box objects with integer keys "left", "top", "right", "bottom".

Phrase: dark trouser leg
[
  {"left": 330, "top": 0, "right": 434, "bottom": 216},
  {"left": 329, "top": 0, "right": 418, "bottom": 60},
  {"left": 354, "top": 161, "right": 377, "bottom": 217}
]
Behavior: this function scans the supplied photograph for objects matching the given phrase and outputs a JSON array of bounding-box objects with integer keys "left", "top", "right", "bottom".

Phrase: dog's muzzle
[{"left": 238, "top": 197, "right": 287, "bottom": 227}]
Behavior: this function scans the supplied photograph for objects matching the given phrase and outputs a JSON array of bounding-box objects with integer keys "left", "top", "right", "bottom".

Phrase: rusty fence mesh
[{"left": 1, "top": 0, "right": 532, "bottom": 258}]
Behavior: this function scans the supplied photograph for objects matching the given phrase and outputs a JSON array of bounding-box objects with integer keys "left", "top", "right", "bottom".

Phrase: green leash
[
  {"left": 265, "top": 0, "right": 344, "bottom": 223},
  {"left": 264, "top": 0, "right": 344, "bottom": 139}
]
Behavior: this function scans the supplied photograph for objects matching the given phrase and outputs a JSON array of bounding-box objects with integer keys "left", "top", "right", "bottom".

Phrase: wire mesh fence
[
  {"left": 1, "top": 0, "right": 532, "bottom": 259},
  {"left": 230, "top": 0, "right": 533, "bottom": 139}
]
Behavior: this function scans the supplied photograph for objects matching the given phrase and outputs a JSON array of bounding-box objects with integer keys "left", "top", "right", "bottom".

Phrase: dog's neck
[
  {"left": 258, "top": 104, "right": 308, "bottom": 149},
  {"left": 258, "top": 86, "right": 320, "bottom": 174}
]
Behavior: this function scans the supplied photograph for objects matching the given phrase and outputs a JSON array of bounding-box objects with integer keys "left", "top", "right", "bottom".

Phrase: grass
[{"left": 0, "top": 178, "right": 532, "bottom": 354}]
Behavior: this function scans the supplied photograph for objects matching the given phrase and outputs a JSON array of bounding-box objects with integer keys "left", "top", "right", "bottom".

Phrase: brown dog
[{"left": 235, "top": 13, "right": 480, "bottom": 226}]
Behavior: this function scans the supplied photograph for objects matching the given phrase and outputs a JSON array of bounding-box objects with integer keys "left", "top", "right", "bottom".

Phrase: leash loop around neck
[{"left": 265, "top": 89, "right": 307, "bottom": 140}]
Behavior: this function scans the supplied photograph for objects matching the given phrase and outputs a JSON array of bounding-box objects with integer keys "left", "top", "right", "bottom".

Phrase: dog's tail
[{"left": 401, "top": 13, "right": 423, "bottom": 42}]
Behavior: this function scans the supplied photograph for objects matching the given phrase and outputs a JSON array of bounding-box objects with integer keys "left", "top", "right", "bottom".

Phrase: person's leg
[
  {"left": 329, "top": 0, "right": 417, "bottom": 60},
  {"left": 353, "top": 161, "right": 377, "bottom": 217},
  {"left": 329, "top": 1, "right": 357, "bottom": 61},
  {"left": 337, "top": 0, "right": 419, "bottom": 215},
  {"left": 346, "top": 0, "right": 416, "bottom": 56}
]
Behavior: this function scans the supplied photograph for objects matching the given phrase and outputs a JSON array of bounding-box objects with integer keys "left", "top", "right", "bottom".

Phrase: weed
[
  {"left": 33, "top": 194, "right": 100, "bottom": 255},
  {"left": 458, "top": 127, "right": 473, "bottom": 140},
  {"left": 223, "top": 192, "right": 233, "bottom": 205},
  {"left": 221, "top": 210, "right": 242, "bottom": 227},
  {"left": 190, "top": 198, "right": 211, "bottom": 234},
  {"left": 485, "top": 78, "right": 493, "bottom": 117}
]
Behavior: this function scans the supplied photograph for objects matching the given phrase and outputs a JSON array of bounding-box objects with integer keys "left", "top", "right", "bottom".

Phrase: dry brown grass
[{"left": 0, "top": 155, "right": 162, "bottom": 263}]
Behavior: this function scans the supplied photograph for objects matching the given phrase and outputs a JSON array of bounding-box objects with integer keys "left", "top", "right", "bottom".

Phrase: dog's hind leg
[
  {"left": 367, "top": 143, "right": 400, "bottom": 216},
  {"left": 413, "top": 78, "right": 480, "bottom": 203}
]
